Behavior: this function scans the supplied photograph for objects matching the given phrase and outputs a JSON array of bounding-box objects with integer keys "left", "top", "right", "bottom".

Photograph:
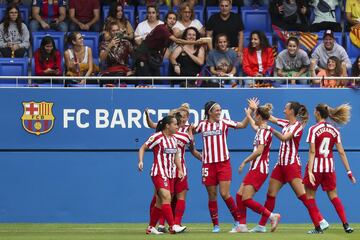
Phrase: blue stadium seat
[
  {"left": 160, "top": 58, "right": 169, "bottom": 76},
  {"left": 173, "top": 5, "right": 204, "bottom": 24},
  {"left": 241, "top": 7, "right": 271, "bottom": 32},
  {"left": 32, "top": 32, "right": 65, "bottom": 54},
  {"left": 206, "top": 6, "right": 239, "bottom": 20},
  {"left": 0, "top": 58, "right": 28, "bottom": 85},
  {"left": 138, "top": 5, "right": 169, "bottom": 23},
  {"left": 345, "top": 33, "right": 360, "bottom": 61},
  {"left": 310, "top": 6, "right": 341, "bottom": 24},
  {"left": 243, "top": 31, "right": 273, "bottom": 47},
  {"left": 102, "top": 5, "right": 135, "bottom": 27},
  {"left": 79, "top": 32, "right": 99, "bottom": 59},
  {"left": 0, "top": 4, "right": 29, "bottom": 25}
]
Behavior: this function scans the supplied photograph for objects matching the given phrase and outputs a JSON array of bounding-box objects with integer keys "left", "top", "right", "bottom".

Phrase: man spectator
[
  {"left": 30, "top": 0, "right": 67, "bottom": 32},
  {"left": 311, "top": 30, "right": 351, "bottom": 71},
  {"left": 69, "top": 0, "right": 101, "bottom": 32},
  {"left": 206, "top": 0, "right": 244, "bottom": 60}
]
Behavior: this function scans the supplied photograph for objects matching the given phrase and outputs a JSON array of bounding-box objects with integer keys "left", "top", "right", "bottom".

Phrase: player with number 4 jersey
[{"left": 304, "top": 104, "right": 356, "bottom": 234}]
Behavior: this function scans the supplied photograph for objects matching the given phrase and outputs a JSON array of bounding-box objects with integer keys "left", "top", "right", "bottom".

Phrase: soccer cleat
[
  {"left": 212, "top": 225, "right": 220, "bottom": 233},
  {"left": 307, "top": 227, "right": 324, "bottom": 234},
  {"left": 170, "top": 224, "right": 187, "bottom": 234},
  {"left": 237, "top": 224, "right": 249, "bottom": 233},
  {"left": 270, "top": 213, "right": 281, "bottom": 232},
  {"left": 320, "top": 219, "right": 330, "bottom": 231},
  {"left": 343, "top": 223, "right": 354, "bottom": 233},
  {"left": 249, "top": 225, "right": 267, "bottom": 233},
  {"left": 229, "top": 222, "right": 240, "bottom": 233},
  {"left": 146, "top": 226, "right": 164, "bottom": 235},
  {"left": 157, "top": 225, "right": 167, "bottom": 233}
]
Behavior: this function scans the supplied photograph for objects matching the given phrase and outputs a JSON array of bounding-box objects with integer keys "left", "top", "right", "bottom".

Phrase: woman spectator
[
  {"left": 170, "top": 27, "right": 205, "bottom": 87},
  {"left": 173, "top": 0, "right": 198, "bottom": 7},
  {"left": 0, "top": 4, "right": 29, "bottom": 58},
  {"left": 269, "top": 0, "right": 309, "bottom": 32},
  {"left": 276, "top": 37, "right": 310, "bottom": 85},
  {"left": 103, "top": 2, "right": 134, "bottom": 42},
  {"left": 173, "top": 2, "right": 205, "bottom": 38},
  {"left": 310, "top": 56, "right": 347, "bottom": 87},
  {"left": 64, "top": 32, "right": 95, "bottom": 86},
  {"left": 134, "top": 5, "right": 164, "bottom": 46},
  {"left": 33, "top": 36, "right": 62, "bottom": 84},
  {"left": 346, "top": 0, "right": 360, "bottom": 31},
  {"left": 351, "top": 56, "right": 360, "bottom": 87},
  {"left": 309, "top": 0, "right": 341, "bottom": 32}
]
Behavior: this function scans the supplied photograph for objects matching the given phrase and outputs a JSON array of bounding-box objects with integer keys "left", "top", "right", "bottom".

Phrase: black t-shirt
[{"left": 206, "top": 12, "right": 244, "bottom": 48}]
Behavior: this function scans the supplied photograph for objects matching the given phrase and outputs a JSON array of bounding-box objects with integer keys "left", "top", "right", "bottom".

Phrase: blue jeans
[
  {"left": 30, "top": 19, "right": 68, "bottom": 32},
  {"left": 69, "top": 21, "right": 101, "bottom": 32}
]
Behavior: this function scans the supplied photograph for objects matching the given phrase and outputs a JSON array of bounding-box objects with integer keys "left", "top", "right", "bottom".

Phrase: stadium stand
[
  {"left": 206, "top": 6, "right": 239, "bottom": 20},
  {"left": 102, "top": 5, "right": 136, "bottom": 28},
  {"left": 0, "top": 4, "right": 29, "bottom": 25},
  {"left": 137, "top": 5, "right": 169, "bottom": 23},
  {"left": 32, "top": 32, "right": 65, "bottom": 55},
  {"left": 0, "top": 58, "right": 28, "bottom": 85},
  {"left": 241, "top": 6, "right": 271, "bottom": 32}
]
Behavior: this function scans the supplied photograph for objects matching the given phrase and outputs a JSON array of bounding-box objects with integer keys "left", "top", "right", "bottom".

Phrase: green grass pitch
[{"left": 0, "top": 223, "right": 358, "bottom": 240}]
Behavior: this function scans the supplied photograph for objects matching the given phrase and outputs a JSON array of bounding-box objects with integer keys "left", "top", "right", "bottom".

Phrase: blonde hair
[
  {"left": 316, "top": 103, "right": 351, "bottom": 125},
  {"left": 169, "top": 103, "right": 190, "bottom": 116},
  {"left": 256, "top": 103, "right": 273, "bottom": 120},
  {"left": 289, "top": 101, "right": 309, "bottom": 125}
]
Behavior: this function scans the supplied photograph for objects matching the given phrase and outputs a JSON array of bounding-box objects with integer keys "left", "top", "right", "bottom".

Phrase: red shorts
[
  {"left": 303, "top": 171, "right": 337, "bottom": 191},
  {"left": 174, "top": 175, "right": 189, "bottom": 194},
  {"left": 270, "top": 164, "right": 302, "bottom": 183},
  {"left": 152, "top": 175, "right": 174, "bottom": 193},
  {"left": 243, "top": 170, "right": 268, "bottom": 191},
  {"left": 202, "top": 160, "right": 232, "bottom": 186}
]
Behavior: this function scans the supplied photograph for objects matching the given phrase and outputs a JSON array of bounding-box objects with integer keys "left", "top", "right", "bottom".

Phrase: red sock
[
  {"left": 225, "top": 196, "right": 239, "bottom": 222},
  {"left": 149, "top": 195, "right": 156, "bottom": 216},
  {"left": 259, "top": 195, "right": 276, "bottom": 226},
  {"left": 149, "top": 206, "right": 162, "bottom": 227},
  {"left": 162, "top": 203, "right": 175, "bottom": 227},
  {"left": 174, "top": 199, "right": 186, "bottom": 225},
  {"left": 171, "top": 197, "right": 177, "bottom": 218},
  {"left": 299, "top": 195, "right": 320, "bottom": 228},
  {"left": 314, "top": 203, "right": 324, "bottom": 223},
  {"left": 158, "top": 215, "right": 165, "bottom": 226},
  {"left": 243, "top": 198, "right": 271, "bottom": 218},
  {"left": 331, "top": 197, "right": 347, "bottom": 224},
  {"left": 236, "top": 194, "right": 247, "bottom": 224},
  {"left": 208, "top": 200, "right": 219, "bottom": 226}
]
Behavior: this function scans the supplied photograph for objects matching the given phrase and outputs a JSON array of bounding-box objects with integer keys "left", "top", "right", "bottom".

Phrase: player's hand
[
  {"left": 247, "top": 97, "right": 259, "bottom": 110},
  {"left": 238, "top": 162, "right": 246, "bottom": 174},
  {"left": 245, "top": 107, "right": 252, "bottom": 117},
  {"left": 347, "top": 171, "right": 356, "bottom": 184},
  {"left": 178, "top": 170, "right": 184, "bottom": 180},
  {"left": 308, "top": 171, "right": 316, "bottom": 186},
  {"left": 138, "top": 161, "right": 143, "bottom": 172}
]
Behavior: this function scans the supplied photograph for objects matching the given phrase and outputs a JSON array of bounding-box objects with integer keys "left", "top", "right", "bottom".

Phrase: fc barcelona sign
[{"left": 21, "top": 101, "right": 55, "bottom": 136}]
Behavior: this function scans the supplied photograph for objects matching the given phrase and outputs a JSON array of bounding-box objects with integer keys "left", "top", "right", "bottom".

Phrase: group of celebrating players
[{"left": 138, "top": 98, "right": 356, "bottom": 235}]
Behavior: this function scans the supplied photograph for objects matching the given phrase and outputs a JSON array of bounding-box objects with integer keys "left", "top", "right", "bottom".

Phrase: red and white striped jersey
[
  {"left": 276, "top": 119, "right": 303, "bottom": 166},
  {"left": 306, "top": 121, "right": 341, "bottom": 173},
  {"left": 145, "top": 131, "right": 178, "bottom": 179},
  {"left": 173, "top": 131, "right": 192, "bottom": 177},
  {"left": 195, "top": 119, "right": 237, "bottom": 164},
  {"left": 249, "top": 127, "right": 273, "bottom": 174},
  {"left": 179, "top": 125, "right": 190, "bottom": 133}
]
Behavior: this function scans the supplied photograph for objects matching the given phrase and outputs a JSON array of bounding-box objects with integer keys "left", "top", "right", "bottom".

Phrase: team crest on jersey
[{"left": 21, "top": 101, "right": 55, "bottom": 136}]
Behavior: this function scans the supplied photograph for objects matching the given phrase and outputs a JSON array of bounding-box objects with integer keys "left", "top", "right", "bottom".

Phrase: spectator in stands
[
  {"left": 30, "top": 0, "right": 68, "bottom": 32},
  {"left": 276, "top": 36, "right": 310, "bottom": 84},
  {"left": 99, "top": 21, "right": 133, "bottom": 86},
  {"left": 173, "top": 2, "right": 205, "bottom": 37},
  {"left": 0, "top": 4, "right": 29, "bottom": 58},
  {"left": 103, "top": 2, "right": 134, "bottom": 42},
  {"left": 64, "top": 32, "right": 95, "bottom": 85},
  {"left": 351, "top": 56, "right": 360, "bottom": 87},
  {"left": 1, "top": 0, "right": 22, "bottom": 5},
  {"left": 345, "top": 0, "right": 360, "bottom": 31},
  {"left": 269, "top": 0, "right": 309, "bottom": 32},
  {"left": 311, "top": 30, "right": 352, "bottom": 71},
  {"left": 310, "top": 56, "right": 347, "bottom": 87},
  {"left": 34, "top": 36, "right": 62, "bottom": 76},
  {"left": 309, "top": 0, "right": 341, "bottom": 32},
  {"left": 173, "top": 0, "right": 198, "bottom": 7},
  {"left": 169, "top": 27, "right": 205, "bottom": 86},
  {"left": 134, "top": 12, "right": 203, "bottom": 79},
  {"left": 244, "top": 0, "right": 269, "bottom": 6},
  {"left": 206, "top": 0, "right": 243, "bottom": 7},
  {"left": 242, "top": 30, "right": 274, "bottom": 86},
  {"left": 206, "top": 33, "right": 238, "bottom": 86},
  {"left": 206, "top": 0, "right": 244, "bottom": 60},
  {"left": 134, "top": 5, "right": 163, "bottom": 46},
  {"left": 69, "top": 0, "right": 101, "bottom": 32}
]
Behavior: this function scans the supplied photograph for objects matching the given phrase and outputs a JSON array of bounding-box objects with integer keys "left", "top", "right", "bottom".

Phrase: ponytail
[
  {"left": 316, "top": 103, "right": 351, "bottom": 125},
  {"left": 256, "top": 103, "right": 273, "bottom": 120},
  {"left": 156, "top": 115, "right": 175, "bottom": 132},
  {"left": 289, "top": 101, "right": 309, "bottom": 125}
]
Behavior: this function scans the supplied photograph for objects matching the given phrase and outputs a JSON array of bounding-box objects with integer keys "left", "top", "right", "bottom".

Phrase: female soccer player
[
  {"left": 145, "top": 103, "right": 201, "bottom": 232},
  {"left": 304, "top": 103, "right": 356, "bottom": 234},
  {"left": 194, "top": 100, "right": 253, "bottom": 233},
  {"left": 236, "top": 104, "right": 280, "bottom": 233},
  {"left": 251, "top": 101, "right": 327, "bottom": 233},
  {"left": 138, "top": 115, "right": 187, "bottom": 235}
]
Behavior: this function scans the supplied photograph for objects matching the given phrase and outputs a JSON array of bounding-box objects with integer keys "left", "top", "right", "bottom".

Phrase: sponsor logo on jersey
[
  {"left": 21, "top": 101, "right": 55, "bottom": 136},
  {"left": 164, "top": 148, "right": 177, "bottom": 154},
  {"left": 202, "top": 129, "right": 222, "bottom": 137}
]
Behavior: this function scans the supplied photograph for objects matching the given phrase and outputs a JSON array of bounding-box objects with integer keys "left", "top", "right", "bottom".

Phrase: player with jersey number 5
[
  {"left": 251, "top": 101, "right": 328, "bottom": 233},
  {"left": 304, "top": 103, "right": 356, "bottom": 234},
  {"left": 193, "top": 99, "right": 257, "bottom": 233},
  {"left": 236, "top": 103, "right": 281, "bottom": 233},
  {"left": 138, "top": 115, "right": 187, "bottom": 235}
]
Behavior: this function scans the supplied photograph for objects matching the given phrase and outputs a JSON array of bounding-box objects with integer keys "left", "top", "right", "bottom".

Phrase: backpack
[{"left": 317, "top": 0, "right": 335, "bottom": 18}]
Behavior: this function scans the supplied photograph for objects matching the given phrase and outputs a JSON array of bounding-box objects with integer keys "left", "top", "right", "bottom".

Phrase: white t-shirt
[
  {"left": 256, "top": 50, "right": 263, "bottom": 73},
  {"left": 172, "top": 19, "right": 203, "bottom": 32},
  {"left": 134, "top": 20, "right": 164, "bottom": 40}
]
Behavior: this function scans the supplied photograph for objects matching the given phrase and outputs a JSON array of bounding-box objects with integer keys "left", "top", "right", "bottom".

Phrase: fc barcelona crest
[{"left": 21, "top": 101, "right": 55, "bottom": 136}]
